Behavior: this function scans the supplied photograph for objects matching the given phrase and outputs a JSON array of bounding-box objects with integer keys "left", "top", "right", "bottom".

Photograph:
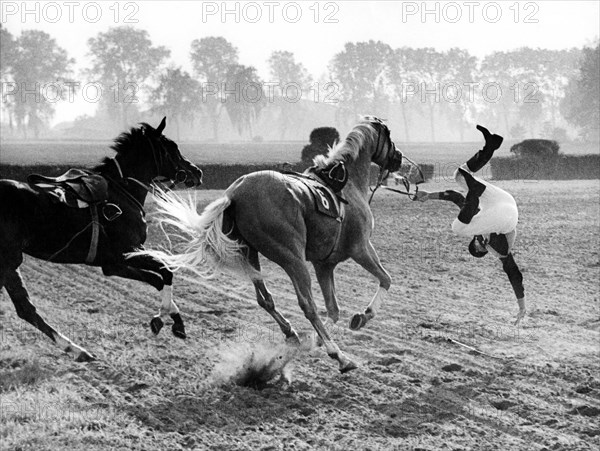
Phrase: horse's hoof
[
  {"left": 349, "top": 313, "right": 366, "bottom": 331},
  {"left": 339, "top": 360, "right": 359, "bottom": 374},
  {"left": 76, "top": 351, "right": 96, "bottom": 362},
  {"left": 172, "top": 323, "right": 187, "bottom": 339},
  {"left": 150, "top": 317, "right": 164, "bottom": 335}
]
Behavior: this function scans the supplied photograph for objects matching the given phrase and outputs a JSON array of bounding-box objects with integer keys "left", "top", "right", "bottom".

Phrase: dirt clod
[{"left": 441, "top": 363, "right": 463, "bottom": 372}]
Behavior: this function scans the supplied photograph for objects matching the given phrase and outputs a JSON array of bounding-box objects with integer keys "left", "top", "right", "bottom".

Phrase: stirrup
[{"left": 103, "top": 203, "right": 122, "bottom": 221}]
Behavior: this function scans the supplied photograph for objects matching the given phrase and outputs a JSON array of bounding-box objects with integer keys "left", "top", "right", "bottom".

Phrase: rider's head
[{"left": 468, "top": 235, "right": 488, "bottom": 258}]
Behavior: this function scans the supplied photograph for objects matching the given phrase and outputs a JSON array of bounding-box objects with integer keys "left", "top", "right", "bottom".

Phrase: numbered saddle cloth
[{"left": 284, "top": 173, "right": 345, "bottom": 221}]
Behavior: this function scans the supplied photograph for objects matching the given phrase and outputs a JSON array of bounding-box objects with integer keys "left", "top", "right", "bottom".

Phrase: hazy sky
[{"left": 3, "top": 0, "right": 599, "bottom": 124}]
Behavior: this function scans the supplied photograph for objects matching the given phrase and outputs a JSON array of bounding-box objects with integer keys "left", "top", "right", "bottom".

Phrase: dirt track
[{"left": 1, "top": 180, "right": 599, "bottom": 450}]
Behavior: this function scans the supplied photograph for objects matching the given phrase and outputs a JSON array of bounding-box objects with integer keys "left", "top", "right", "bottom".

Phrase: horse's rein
[
  {"left": 368, "top": 168, "right": 387, "bottom": 205},
  {"left": 111, "top": 156, "right": 151, "bottom": 193},
  {"left": 369, "top": 146, "right": 424, "bottom": 204},
  {"left": 108, "top": 137, "right": 188, "bottom": 216},
  {"left": 382, "top": 155, "right": 425, "bottom": 200},
  {"left": 106, "top": 157, "right": 147, "bottom": 215},
  {"left": 114, "top": 136, "right": 186, "bottom": 194}
]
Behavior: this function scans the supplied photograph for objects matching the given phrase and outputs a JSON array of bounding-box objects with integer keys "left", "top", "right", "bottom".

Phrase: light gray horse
[{"left": 142, "top": 117, "right": 403, "bottom": 373}]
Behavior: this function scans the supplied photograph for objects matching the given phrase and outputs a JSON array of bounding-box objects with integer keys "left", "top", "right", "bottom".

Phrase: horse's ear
[
  {"left": 361, "top": 114, "right": 381, "bottom": 124},
  {"left": 156, "top": 117, "right": 166, "bottom": 134}
]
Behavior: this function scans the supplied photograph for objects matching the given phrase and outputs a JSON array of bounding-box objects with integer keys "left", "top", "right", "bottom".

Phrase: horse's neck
[
  {"left": 125, "top": 182, "right": 150, "bottom": 206},
  {"left": 121, "top": 168, "right": 152, "bottom": 206},
  {"left": 347, "top": 153, "right": 373, "bottom": 197},
  {"left": 102, "top": 157, "right": 152, "bottom": 206}
]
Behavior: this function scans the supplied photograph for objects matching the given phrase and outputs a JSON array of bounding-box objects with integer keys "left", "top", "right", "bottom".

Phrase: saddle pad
[
  {"left": 34, "top": 183, "right": 89, "bottom": 208},
  {"left": 285, "top": 173, "right": 344, "bottom": 220},
  {"left": 29, "top": 168, "right": 90, "bottom": 184}
]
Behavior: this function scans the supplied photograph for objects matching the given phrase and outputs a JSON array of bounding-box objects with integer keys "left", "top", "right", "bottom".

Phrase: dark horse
[
  {"left": 139, "top": 117, "right": 403, "bottom": 372},
  {"left": 0, "top": 118, "right": 202, "bottom": 361}
]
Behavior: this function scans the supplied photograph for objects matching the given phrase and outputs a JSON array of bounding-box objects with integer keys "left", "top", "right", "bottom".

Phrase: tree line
[{"left": 0, "top": 25, "right": 598, "bottom": 142}]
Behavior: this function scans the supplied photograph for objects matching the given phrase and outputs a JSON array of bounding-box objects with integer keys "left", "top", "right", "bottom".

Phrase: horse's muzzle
[
  {"left": 386, "top": 149, "right": 404, "bottom": 173},
  {"left": 181, "top": 166, "right": 203, "bottom": 187}
]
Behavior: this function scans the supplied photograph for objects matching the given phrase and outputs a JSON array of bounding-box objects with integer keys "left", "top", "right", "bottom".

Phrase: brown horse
[
  {"left": 141, "top": 117, "right": 402, "bottom": 372},
  {"left": 0, "top": 118, "right": 202, "bottom": 361}
]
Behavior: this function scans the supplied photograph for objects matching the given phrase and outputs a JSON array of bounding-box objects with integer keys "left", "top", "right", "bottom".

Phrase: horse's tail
[{"left": 139, "top": 190, "right": 260, "bottom": 280}]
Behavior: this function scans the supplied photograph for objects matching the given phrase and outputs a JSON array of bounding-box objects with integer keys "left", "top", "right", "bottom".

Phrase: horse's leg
[
  {"left": 101, "top": 260, "right": 185, "bottom": 338},
  {"left": 122, "top": 252, "right": 185, "bottom": 339},
  {"left": 247, "top": 247, "right": 299, "bottom": 341},
  {"left": 313, "top": 262, "right": 340, "bottom": 324},
  {"left": 3, "top": 267, "right": 95, "bottom": 362},
  {"left": 284, "top": 259, "right": 357, "bottom": 373},
  {"left": 349, "top": 241, "right": 392, "bottom": 331}
]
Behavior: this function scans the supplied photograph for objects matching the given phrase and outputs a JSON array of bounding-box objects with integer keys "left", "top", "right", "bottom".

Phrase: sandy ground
[{"left": 1, "top": 180, "right": 599, "bottom": 450}]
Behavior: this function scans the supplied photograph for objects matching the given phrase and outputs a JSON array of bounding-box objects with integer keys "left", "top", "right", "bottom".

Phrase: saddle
[
  {"left": 27, "top": 169, "right": 114, "bottom": 265},
  {"left": 28, "top": 169, "right": 109, "bottom": 208}
]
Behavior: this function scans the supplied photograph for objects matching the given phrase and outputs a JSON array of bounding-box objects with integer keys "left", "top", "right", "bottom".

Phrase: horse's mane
[
  {"left": 313, "top": 120, "right": 378, "bottom": 168},
  {"left": 93, "top": 123, "right": 151, "bottom": 172}
]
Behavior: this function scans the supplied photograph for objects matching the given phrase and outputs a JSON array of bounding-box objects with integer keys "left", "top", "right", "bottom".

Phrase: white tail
[{"left": 141, "top": 190, "right": 260, "bottom": 280}]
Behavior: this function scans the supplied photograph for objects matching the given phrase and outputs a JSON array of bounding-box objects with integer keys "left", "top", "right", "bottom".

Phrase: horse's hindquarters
[
  {"left": 0, "top": 180, "right": 95, "bottom": 263},
  {"left": 226, "top": 171, "right": 340, "bottom": 263},
  {"left": 0, "top": 180, "right": 37, "bottom": 250}
]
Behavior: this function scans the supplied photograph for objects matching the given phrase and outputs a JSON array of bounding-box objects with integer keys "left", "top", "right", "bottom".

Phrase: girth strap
[
  {"left": 85, "top": 205, "right": 101, "bottom": 264},
  {"left": 322, "top": 205, "right": 345, "bottom": 261}
]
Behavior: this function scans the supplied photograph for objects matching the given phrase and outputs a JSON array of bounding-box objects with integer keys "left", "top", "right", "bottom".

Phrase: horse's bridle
[
  {"left": 368, "top": 119, "right": 424, "bottom": 204},
  {"left": 109, "top": 132, "right": 194, "bottom": 207},
  {"left": 144, "top": 132, "right": 190, "bottom": 187},
  {"left": 371, "top": 120, "right": 399, "bottom": 170}
]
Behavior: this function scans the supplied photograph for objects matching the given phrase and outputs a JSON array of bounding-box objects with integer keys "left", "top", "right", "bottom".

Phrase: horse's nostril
[{"left": 175, "top": 170, "right": 189, "bottom": 184}]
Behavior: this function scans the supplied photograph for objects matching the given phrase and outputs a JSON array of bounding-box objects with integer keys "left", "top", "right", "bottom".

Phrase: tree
[
  {"left": 510, "top": 124, "right": 527, "bottom": 140},
  {"left": 479, "top": 48, "right": 575, "bottom": 139},
  {"left": 0, "top": 24, "right": 15, "bottom": 79},
  {"left": 190, "top": 36, "right": 238, "bottom": 141},
  {"left": 8, "top": 30, "right": 74, "bottom": 138},
  {"left": 87, "top": 26, "right": 170, "bottom": 128},
  {"left": 480, "top": 50, "right": 534, "bottom": 137},
  {"left": 519, "top": 90, "right": 545, "bottom": 136},
  {"left": 149, "top": 67, "right": 199, "bottom": 139},
  {"left": 330, "top": 40, "right": 393, "bottom": 127},
  {"left": 405, "top": 47, "right": 446, "bottom": 142},
  {"left": 223, "top": 64, "right": 266, "bottom": 138},
  {"left": 533, "top": 48, "right": 581, "bottom": 129},
  {"left": 442, "top": 48, "right": 478, "bottom": 141},
  {"left": 268, "top": 50, "right": 312, "bottom": 139},
  {"left": 0, "top": 25, "right": 16, "bottom": 131},
  {"left": 561, "top": 44, "right": 600, "bottom": 141},
  {"left": 386, "top": 47, "right": 421, "bottom": 142}
]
